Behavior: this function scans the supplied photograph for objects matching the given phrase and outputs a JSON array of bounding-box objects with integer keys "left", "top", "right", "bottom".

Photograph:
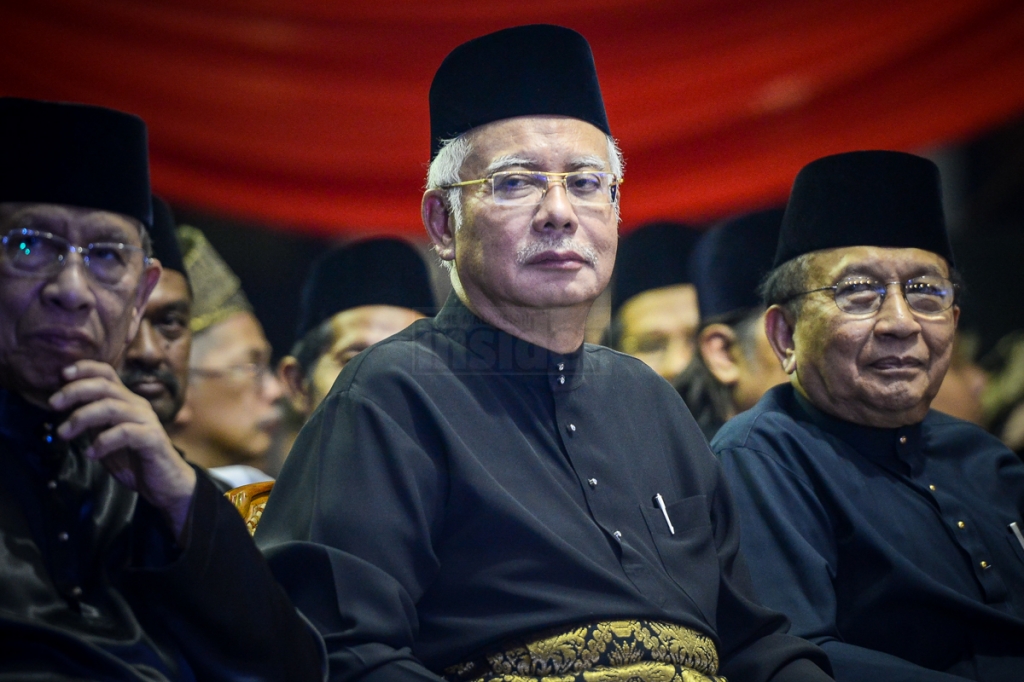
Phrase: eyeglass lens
[
  {"left": 833, "top": 276, "right": 954, "bottom": 315},
  {"left": 2, "top": 229, "right": 140, "bottom": 284},
  {"left": 490, "top": 172, "right": 616, "bottom": 206}
]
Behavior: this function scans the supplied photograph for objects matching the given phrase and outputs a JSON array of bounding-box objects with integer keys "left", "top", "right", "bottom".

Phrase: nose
[
  {"left": 261, "top": 368, "right": 285, "bottom": 403},
  {"left": 874, "top": 283, "right": 921, "bottom": 338},
  {"left": 533, "top": 179, "right": 579, "bottom": 234},
  {"left": 41, "top": 253, "right": 95, "bottom": 313},
  {"left": 125, "top": 320, "right": 164, "bottom": 367}
]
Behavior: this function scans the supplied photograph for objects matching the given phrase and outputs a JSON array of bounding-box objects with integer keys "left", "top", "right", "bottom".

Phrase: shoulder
[
  {"left": 584, "top": 343, "right": 678, "bottom": 392},
  {"left": 712, "top": 384, "right": 806, "bottom": 451},
  {"left": 923, "top": 409, "right": 1023, "bottom": 469}
]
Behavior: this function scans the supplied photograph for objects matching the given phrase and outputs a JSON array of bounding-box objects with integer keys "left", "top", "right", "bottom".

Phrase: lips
[
  {"left": 127, "top": 379, "right": 169, "bottom": 398},
  {"left": 870, "top": 356, "right": 925, "bottom": 371},
  {"left": 524, "top": 250, "right": 589, "bottom": 266},
  {"left": 29, "top": 329, "right": 96, "bottom": 354}
]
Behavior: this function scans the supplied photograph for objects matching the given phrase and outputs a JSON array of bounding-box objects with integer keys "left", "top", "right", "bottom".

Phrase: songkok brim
[
  {"left": 177, "top": 225, "right": 252, "bottom": 334},
  {"left": 0, "top": 97, "right": 151, "bottom": 227},
  {"left": 149, "top": 196, "right": 187, "bottom": 278},
  {"left": 691, "top": 209, "right": 784, "bottom": 319},
  {"left": 294, "top": 237, "right": 436, "bottom": 343},
  {"left": 775, "top": 150, "right": 953, "bottom": 268},
  {"left": 612, "top": 222, "right": 701, "bottom": 315},
  {"left": 429, "top": 24, "right": 610, "bottom": 159}
]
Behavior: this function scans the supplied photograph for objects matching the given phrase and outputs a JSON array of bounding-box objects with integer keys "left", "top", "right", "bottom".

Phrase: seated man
[
  {"left": 256, "top": 25, "right": 832, "bottom": 682},
  {"left": 605, "top": 221, "right": 701, "bottom": 381},
  {"left": 119, "top": 196, "right": 192, "bottom": 426},
  {"left": 675, "top": 209, "right": 789, "bottom": 439},
  {"left": 169, "top": 226, "right": 283, "bottom": 487},
  {"left": 0, "top": 97, "right": 322, "bottom": 681},
  {"left": 279, "top": 237, "right": 434, "bottom": 422},
  {"left": 712, "top": 151, "right": 1024, "bottom": 681}
]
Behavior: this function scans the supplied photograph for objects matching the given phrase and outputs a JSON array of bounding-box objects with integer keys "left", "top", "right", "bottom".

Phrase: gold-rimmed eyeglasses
[{"left": 440, "top": 171, "right": 622, "bottom": 207}]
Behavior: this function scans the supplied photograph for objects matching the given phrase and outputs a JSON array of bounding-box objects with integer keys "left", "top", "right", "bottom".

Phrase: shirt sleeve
[
  {"left": 716, "top": 445, "right": 971, "bottom": 682},
  {"left": 125, "top": 468, "right": 327, "bottom": 682},
  {"left": 256, "top": 387, "right": 448, "bottom": 682},
  {"left": 706, "top": 454, "right": 834, "bottom": 682}
]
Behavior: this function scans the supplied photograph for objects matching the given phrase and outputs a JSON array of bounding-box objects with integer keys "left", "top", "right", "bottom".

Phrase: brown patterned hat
[{"left": 177, "top": 225, "right": 252, "bottom": 333}]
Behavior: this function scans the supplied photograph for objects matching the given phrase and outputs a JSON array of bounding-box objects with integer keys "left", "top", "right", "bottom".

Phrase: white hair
[{"left": 424, "top": 130, "right": 625, "bottom": 270}]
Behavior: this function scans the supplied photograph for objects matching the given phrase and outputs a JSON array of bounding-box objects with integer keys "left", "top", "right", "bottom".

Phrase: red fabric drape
[{"left": 2, "top": 0, "right": 1023, "bottom": 238}]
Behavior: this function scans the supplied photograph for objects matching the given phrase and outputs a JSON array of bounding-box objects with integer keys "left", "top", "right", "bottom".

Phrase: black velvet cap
[
  {"left": 612, "top": 222, "right": 701, "bottom": 315},
  {"left": 690, "top": 209, "right": 784, "bottom": 319},
  {"left": 429, "top": 24, "right": 610, "bottom": 159},
  {"left": 0, "top": 97, "right": 151, "bottom": 226},
  {"left": 775, "top": 150, "right": 953, "bottom": 268},
  {"left": 294, "top": 238, "right": 436, "bottom": 342},
  {"left": 149, "top": 196, "right": 186, "bottom": 277}
]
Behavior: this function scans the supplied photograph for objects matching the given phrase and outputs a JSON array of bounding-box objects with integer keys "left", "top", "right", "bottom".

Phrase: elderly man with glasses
[
  {"left": 256, "top": 25, "right": 832, "bottom": 682},
  {"left": 0, "top": 98, "right": 322, "bottom": 681},
  {"left": 712, "top": 151, "right": 1024, "bottom": 682}
]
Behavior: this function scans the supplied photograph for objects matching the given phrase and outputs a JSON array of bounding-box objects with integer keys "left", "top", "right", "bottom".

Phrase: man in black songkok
[
  {"left": 0, "top": 97, "right": 322, "bottom": 681},
  {"left": 713, "top": 150, "right": 1024, "bottom": 681},
  {"left": 257, "top": 25, "right": 832, "bottom": 682}
]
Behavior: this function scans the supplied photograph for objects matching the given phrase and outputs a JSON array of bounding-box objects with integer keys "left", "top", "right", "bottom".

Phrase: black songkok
[
  {"left": 691, "top": 209, "right": 784, "bottom": 319},
  {"left": 429, "top": 24, "right": 610, "bottom": 159},
  {"left": 294, "top": 238, "right": 436, "bottom": 343},
  {"left": 612, "top": 222, "right": 700, "bottom": 315},
  {"left": 775, "top": 150, "right": 953, "bottom": 268},
  {"left": 0, "top": 97, "right": 151, "bottom": 227},
  {"left": 149, "top": 196, "right": 186, "bottom": 277}
]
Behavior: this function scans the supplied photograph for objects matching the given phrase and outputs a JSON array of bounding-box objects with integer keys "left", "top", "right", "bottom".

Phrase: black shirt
[
  {"left": 713, "top": 384, "right": 1024, "bottom": 681},
  {"left": 256, "top": 295, "right": 831, "bottom": 682}
]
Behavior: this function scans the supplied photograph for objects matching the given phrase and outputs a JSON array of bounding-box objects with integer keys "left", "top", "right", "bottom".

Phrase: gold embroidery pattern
[{"left": 442, "top": 620, "right": 725, "bottom": 682}]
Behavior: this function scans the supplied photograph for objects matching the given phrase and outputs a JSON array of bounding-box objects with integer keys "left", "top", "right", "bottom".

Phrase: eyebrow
[{"left": 836, "top": 263, "right": 947, "bottom": 280}]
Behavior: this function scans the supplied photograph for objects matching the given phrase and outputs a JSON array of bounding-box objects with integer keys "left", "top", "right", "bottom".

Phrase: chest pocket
[{"left": 640, "top": 494, "right": 719, "bottom": 624}]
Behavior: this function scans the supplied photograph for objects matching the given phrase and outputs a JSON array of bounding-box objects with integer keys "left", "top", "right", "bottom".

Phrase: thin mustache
[
  {"left": 120, "top": 366, "right": 181, "bottom": 398},
  {"left": 516, "top": 237, "right": 599, "bottom": 266}
]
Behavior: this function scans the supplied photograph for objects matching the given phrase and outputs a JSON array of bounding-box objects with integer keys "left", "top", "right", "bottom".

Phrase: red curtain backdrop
[{"left": 2, "top": 0, "right": 1023, "bottom": 238}]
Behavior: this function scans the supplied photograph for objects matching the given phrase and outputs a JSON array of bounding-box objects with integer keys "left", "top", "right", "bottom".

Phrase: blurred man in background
[
  {"left": 168, "top": 226, "right": 282, "bottom": 488},
  {"left": 605, "top": 221, "right": 701, "bottom": 381},
  {"left": 675, "top": 209, "right": 789, "bottom": 439},
  {"left": 119, "top": 196, "right": 192, "bottom": 426}
]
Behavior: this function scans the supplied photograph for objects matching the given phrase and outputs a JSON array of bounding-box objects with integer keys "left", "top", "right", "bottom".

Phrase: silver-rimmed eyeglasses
[
  {"left": 440, "top": 171, "right": 622, "bottom": 207},
  {"left": 1, "top": 228, "right": 147, "bottom": 286},
  {"left": 785, "top": 275, "right": 957, "bottom": 316}
]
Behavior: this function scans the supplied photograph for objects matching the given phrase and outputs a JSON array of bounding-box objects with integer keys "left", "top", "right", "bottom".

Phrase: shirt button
[
  {"left": 899, "top": 436, "right": 907, "bottom": 444},
  {"left": 928, "top": 484, "right": 936, "bottom": 491},
  {"left": 69, "top": 586, "right": 83, "bottom": 599},
  {"left": 558, "top": 375, "right": 566, "bottom": 385},
  {"left": 57, "top": 531, "right": 69, "bottom": 542},
  {"left": 958, "top": 521, "right": 966, "bottom": 529},
  {"left": 980, "top": 561, "right": 990, "bottom": 569},
  {"left": 588, "top": 478, "right": 598, "bottom": 488},
  {"left": 557, "top": 362, "right": 565, "bottom": 371},
  {"left": 45, "top": 435, "right": 54, "bottom": 443},
  {"left": 47, "top": 480, "right": 58, "bottom": 490},
  {"left": 567, "top": 423, "right": 576, "bottom": 433},
  {"left": 613, "top": 530, "right": 622, "bottom": 540}
]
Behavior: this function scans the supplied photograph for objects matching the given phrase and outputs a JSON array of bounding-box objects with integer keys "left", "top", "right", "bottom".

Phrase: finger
[
  {"left": 58, "top": 397, "right": 154, "bottom": 441},
  {"left": 51, "top": 375, "right": 143, "bottom": 413},
  {"left": 62, "top": 360, "right": 120, "bottom": 383},
  {"left": 85, "top": 422, "right": 171, "bottom": 462}
]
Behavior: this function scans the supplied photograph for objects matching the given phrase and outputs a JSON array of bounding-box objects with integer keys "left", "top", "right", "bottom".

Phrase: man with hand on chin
[
  {"left": 713, "top": 151, "right": 1024, "bottom": 681},
  {"left": 0, "top": 97, "right": 322, "bottom": 681}
]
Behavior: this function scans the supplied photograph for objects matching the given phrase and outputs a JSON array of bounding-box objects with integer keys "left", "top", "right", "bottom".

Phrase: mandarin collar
[
  {"left": 433, "top": 293, "right": 585, "bottom": 390},
  {"left": 789, "top": 386, "right": 923, "bottom": 472}
]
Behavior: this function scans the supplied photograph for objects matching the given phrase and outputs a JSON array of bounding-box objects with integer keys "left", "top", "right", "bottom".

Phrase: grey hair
[{"left": 425, "top": 132, "right": 625, "bottom": 270}]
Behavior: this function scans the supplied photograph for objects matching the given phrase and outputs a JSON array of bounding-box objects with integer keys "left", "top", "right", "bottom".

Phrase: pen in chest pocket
[
  {"left": 653, "top": 493, "right": 675, "bottom": 535},
  {"left": 1010, "top": 522, "right": 1024, "bottom": 552}
]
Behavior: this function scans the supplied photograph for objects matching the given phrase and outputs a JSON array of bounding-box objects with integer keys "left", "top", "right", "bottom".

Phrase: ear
[
  {"left": 127, "top": 259, "right": 163, "bottom": 342},
  {"left": 422, "top": 190, "right": 456, "bottom": 263},
  {"left": 764, "top": 304, "right": 797, "bottom": 375},
  {"left": 277, "top": 356, "right": 312, "bottom": 416},
  {"left": 699, "top": 324, "right": 741, "bottom": 386}
]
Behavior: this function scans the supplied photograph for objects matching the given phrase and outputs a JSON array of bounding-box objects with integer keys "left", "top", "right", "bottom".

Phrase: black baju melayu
[
  {"left": 256, "top": 295, "right": 832, "bottom": 682},
  {"left": 712, "top": 384, "right": 1024, "bottom": 681},
  {"left": 0, "top": 387, "right": 325, "bottom": 681}
]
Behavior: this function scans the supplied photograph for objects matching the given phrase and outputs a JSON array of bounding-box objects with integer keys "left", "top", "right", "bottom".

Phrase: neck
[{"left": 454, "top": 283, "right": 589, "bottom": 354}]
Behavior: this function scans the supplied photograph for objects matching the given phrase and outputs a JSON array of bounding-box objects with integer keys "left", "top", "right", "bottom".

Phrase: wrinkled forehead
[
  {"left": 463, "top": 115, "right": 611, "bottom": 173},
  {"left": 0, "top": 201, "right": 144, "bottom": 245},
  {"left": 809, "top": 245, "right": 951, "bottom": 281}
]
